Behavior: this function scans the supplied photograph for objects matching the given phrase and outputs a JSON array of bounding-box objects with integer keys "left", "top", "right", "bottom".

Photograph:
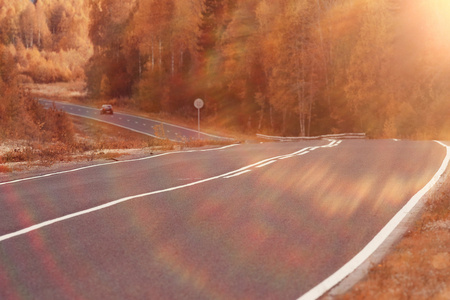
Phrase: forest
[{"left": 1, "top": 0, "right": 450, "bottom": 139}]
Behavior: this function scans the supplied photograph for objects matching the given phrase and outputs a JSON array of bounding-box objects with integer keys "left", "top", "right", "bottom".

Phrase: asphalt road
[
  {"left": 0, "top": 139, "right": 447, "bottom": 299},
  {"left": 38, "top": 99, "right": 231, "bottom": 141}
]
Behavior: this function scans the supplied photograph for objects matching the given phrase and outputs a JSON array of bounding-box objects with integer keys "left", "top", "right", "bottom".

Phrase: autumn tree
[
  {"left": 215, "top": 0, "right": 263, "bottom": 131},
  {"left": 0, "top": 0, "right": 92, "bottom": 83},
  {"left": 86, "top": 0, "right": 136, "bottom": 99},
  {"left": 344, "top": 0, "right": 396, "bottom": 136},
  {"left": 194, "top": 0, "right": 238, "bottom": 118},
  {"left": 34, "top": 1, "right": 52, "bottom": 50},
  {"left": 38, "top": 0, "right": 448, "bottom": 138},
  {"left": 124, "top": 0, "right": 204, "bottom": 113}
]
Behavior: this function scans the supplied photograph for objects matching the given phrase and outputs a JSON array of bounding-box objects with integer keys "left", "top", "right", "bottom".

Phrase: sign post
[{"left": 194, "top": 98, "right": 204, "bottom": 139}]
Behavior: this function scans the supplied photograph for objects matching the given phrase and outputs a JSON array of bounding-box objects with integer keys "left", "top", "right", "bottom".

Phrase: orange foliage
[
  {"left": 2, "top": 0, "right": 450, "bottom": 138},
  {"left": 0, "top": 0, "right": 92, "bottom": 83}
]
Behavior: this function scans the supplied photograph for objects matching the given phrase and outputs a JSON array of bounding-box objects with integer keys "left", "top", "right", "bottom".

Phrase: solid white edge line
[
  {"left": 298, "top": 141, "right": 450, "bottom": 300},
  {"left": 0, "top": 153, "right": 172, "bottom": 186},
  {"left": 38, "top": 99, "right": 233, "bottom": 141},
  {"left": 0, "top": 143, "right": 337, "bottom": 242},
  {"left": 224, "top": 170, "right": 252, "bottom": 178},
  {"left": 0, "top": 150, "right": 286, "bottom": 242},
  {"left": 0, "top": 165, "right": 237, "bottom": 242},
  {"left": 0, "top": 145, "right": 239, "bottom": 186},
  {"left": 64, "top": 111, "right": 164, "bottom": 140}
]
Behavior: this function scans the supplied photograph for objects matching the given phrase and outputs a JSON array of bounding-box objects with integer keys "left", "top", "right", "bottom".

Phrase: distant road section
[{"left": 38, "top": 99, "right": 232, "bottom": 142}]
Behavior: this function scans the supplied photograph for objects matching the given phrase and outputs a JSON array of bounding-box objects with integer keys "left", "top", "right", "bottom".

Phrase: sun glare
[{"left": 417, "top": 0, "right": 450, "bottom": 47}]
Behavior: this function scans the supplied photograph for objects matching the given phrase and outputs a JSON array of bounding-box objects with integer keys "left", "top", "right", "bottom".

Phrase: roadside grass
[
  {"left": 24, "top": 82, "right": 87, "bottom": 103},
  {"left": 0, "top": 114, "right": 236, "bottom": 173},
  {"left": 26, "top": 82, "right": 255, "bottom": 142},
  {"left": 0, "top": 165, "right": 11, "bottom": 173},
  {"left": 332, "top": 181, "right": 450, "bottom": 300},
  {"left": 23, "top": 82, "right": 450, "bottom": 298},
  {"left": 0, "top": 115, "right": 147, "bottom": 171}
]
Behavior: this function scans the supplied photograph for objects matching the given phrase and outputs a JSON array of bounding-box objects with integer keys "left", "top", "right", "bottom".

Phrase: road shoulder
[{"left": 323, "top": 155, "right": 450, "bottom": 299}]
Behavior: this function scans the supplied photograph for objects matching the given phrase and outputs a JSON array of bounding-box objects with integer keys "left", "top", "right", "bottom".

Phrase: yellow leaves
[
  {"left": 322, "top": 0, "right": 365, "bottom": 42},
  {"left": 255, "top": 0, "right": 272, "bottom": 30},
  {"left": 0, "top": 0, "right": 92, "bottom": 83},
  {"left": 100, "top": 74, "right": 111, "bottom": 100},
  {"left": 107, "top": 0, "right": 137, "bottom": 24}
]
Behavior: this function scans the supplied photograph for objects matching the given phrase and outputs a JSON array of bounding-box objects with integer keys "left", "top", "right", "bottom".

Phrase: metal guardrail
[{"left": 256, "top": 133, "right": 366, "bottom": 142}]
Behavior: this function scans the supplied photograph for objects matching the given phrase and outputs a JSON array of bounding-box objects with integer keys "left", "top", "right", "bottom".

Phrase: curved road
[
  {"left": 38, "top": 99, "right": 231, "bottom": 141},
  {"left": 0, "top": 137, "right": 447, "bottom": 299}
]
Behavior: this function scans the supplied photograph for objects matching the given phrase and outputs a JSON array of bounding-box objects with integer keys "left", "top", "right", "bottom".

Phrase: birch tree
[{"left": 344, "top": 0, "right": 395, "bottom": 135}]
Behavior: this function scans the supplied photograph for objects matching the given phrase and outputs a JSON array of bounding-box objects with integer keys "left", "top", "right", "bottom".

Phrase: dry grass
[
  {"left": 24, "top": 82, "right": 87, "bottom": 102},
  {"left": 331, "top": 183, "right": 450, "bottom": 300},
  {"left": 26, "top": 82, "right": 255, "bottom": 143},
  {"left": 0, "top": 82, "right": 237, "bottom": 173},
  {"left": 0, "top": 113, "right": 235, "bottom": 173},
  {"left": 0, "top": 115, "right": 153, "bottom": 171},
  {"left": 0, "top": 165, "right": 11, "bottom": 173},
  {"left": 3, "top": 82, "right": 450, "bottom": 298}
]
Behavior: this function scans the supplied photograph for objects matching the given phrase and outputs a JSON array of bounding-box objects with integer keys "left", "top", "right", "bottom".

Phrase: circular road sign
[{"left": 194, "top": 98, "right": 204, "bottom": 109}]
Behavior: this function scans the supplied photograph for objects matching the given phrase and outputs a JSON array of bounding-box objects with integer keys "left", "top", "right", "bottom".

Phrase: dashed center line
[
  {"left": 224, "top": 170, "right": 252, "bottom": 178},
  {"left": 0, "top": 141, "right": 341, "bottom": 242},
  {"left": 255, "top": 160, "right": 277, "bottom": 168},
  {"left": 222, "top": 139, "right": 342, "bottom": 179}
]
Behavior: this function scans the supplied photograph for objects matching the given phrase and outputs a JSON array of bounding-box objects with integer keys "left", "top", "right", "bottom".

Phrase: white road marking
[
  {"left": 297, "top": 151, "right": 310, "bottom": 156},
  {"left": 298, "top": 140, "right": 450, "bottom": 300},
  {"left": 200, "top": 144, "right": 237, "bottom": 152},
  {"left": 0, "top": 141, "right": 340, "bottom": 242},
  {"left": 0, "top": 140, "right": 348, "bottom": 245},
  {"left": 224, "top": 170, "right": 252, "bottom": 178},
  {"left": 279, "top": 155, "right": 295, "bottom": 160},
  {"left": 37, "top": 99, "right": 233, "bottom": 141},
  {"left": 177, "top": 178, "right": 203, "bottom": 181},
  {"left": 255, "top": 160, "right": 277, "bottom": 168},
  {"left": 0, "top": 144, "right": 239, "bottom": 187}
]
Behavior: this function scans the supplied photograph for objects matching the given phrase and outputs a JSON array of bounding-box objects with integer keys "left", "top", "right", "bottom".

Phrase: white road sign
[{"left": 194, "top": 98, "right": 204, "bottom": 109}]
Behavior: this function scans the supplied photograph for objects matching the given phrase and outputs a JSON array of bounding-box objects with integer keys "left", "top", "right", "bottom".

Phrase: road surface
[
  {"left": 38, "top": 99, "right": 231, "bottom": 142},
  {"left": 0, "top": 139, "right": 447, "bottom": 299}
]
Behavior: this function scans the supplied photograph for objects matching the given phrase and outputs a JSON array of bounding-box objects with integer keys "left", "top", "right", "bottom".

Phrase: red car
[{"left": 100, "top": 104, "right": 113, "bottom": 115}]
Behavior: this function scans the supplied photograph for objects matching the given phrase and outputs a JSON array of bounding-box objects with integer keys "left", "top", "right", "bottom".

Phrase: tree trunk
[
  {"left": 171, "top": 48, "right": 174, "bottom": 76},
  {"left": 151, "top": 40, "right": 154, "bottom": 71},
  {"left": 270, "top": 105, "right": 274, "bottom": 130},
  {"left": 138, "top": 52, "right": 142, "bottom": 78},
  {"left": 258, "top": 100, "right": 264, "bottom": 131},
  {"left": 315, "top": 0, "right": 330, "bottom": 106},
  {"left": 159, "top": 39, "right": 162, "bottom": 69}
]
